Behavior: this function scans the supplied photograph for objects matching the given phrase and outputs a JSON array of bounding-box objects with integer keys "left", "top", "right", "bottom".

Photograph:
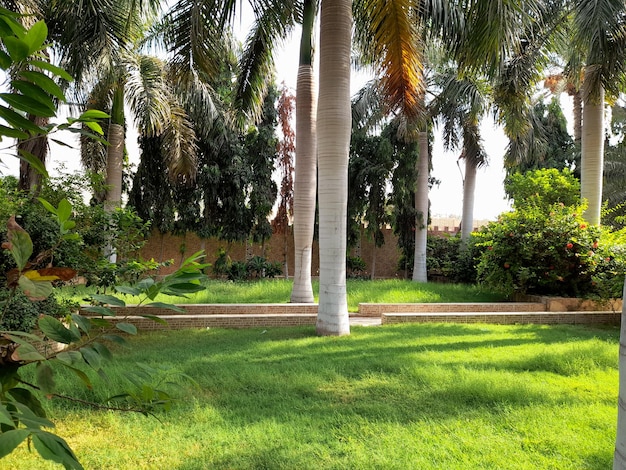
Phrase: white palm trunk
[
  {"left": 291, "top": 64, "right": 317, "bottom": 303},
  {"left": 614, "top": 277, "right": 626, "bottom": 469},
  {"left": 461, "top": 157, "right": 477, "bottom": 243},
  {"left": 412, "top": 130, "right": 429, "bottom": 282},
  {"left": 580, "top": 85, "right": 605, "bottom": 225},
  {"left": 316, "top": 0, "right": 351, "bottom": 336}
]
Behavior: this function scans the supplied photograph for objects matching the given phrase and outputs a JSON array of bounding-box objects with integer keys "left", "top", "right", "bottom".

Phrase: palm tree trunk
[
  {"left": 614, "top": 277, "right": 626, "bottom": 469},
  {"left": 105, "top": 83, "right": 126, "bottom": 211},
  {"left": 316, "top": 0, "right": 351, "bottom": 336},
  {"left": 581, "top": 84, "right": 605, "bottom": 225},
  {"left": 461, "top": 157, "right": 477, "bottom": 243},
  {"left": 18, "top": 115, "right": 49, "bottom": 194},
  {"left": 572, "top": 90, "right": 582, "bottom": 147},
  {"left": 291, "top": 0, "right": 317, "bottom": 303},
  {"left": 412, "top": 129, "right": 429, "bottom": 282}
]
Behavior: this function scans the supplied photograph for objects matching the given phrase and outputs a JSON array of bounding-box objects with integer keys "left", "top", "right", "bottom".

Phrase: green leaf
[
  {"left": 12, "top": 342, "right": 45, "bottom": 362},
  {"left": 115, "top": 322, "right": 137, "bottom": 335},
  {"left": 30, "top": 60, "right": 73, "bottom": 82},
  {"left": 101, "top": 334, "right": 127, "bottom": 346},
  {"left": 18, "top": 275, "right": 53, "bottom": 301},
  {"left": 139, "top": 314, "right": 169, "bottom": 325},
  {"left": 11, "top": 79, "right": 55, "bottom": 112},
  {"left": 57, "top": 199, "right": 72, "bottom": 223},
  {"left": 146, "top": 302, "right": 185, "bottom": 313},
  {"left": 32, "top": 431, "right": 84, "bottom": 469},
  {"left": 18, "top": 149, "right": 49, "bottom": 179},
  {"left": 20, "top": 70, "right": 66, "bottom": 102},
  {"left": 79, "top": 346, "right": 102, "bottom": 369},
  {"left": 0, "top": 403, "right": 14, "bottom": 428},
  {"left": 78, "top": 109, "right": 110, "bottom": 120},
  {"left": 114, "top": 285, "right": 141, "bottom": 296},
  {"left": 92, "top": 342, "right": 113, "bottom": 361},
  {"left": 38, "top": 315, "right": 80, "bottom": 344},
  {"left": 55, "top": 361, "right": 92, "bottom": 389},
  {"left": 56, "top": 350, "right": 82, "bottom": 366},
  {"left": 22, "top": 20, "right": 47, "bottom": 54},
  {"left": 70, "top": 314, "right": 91, "bottom": 335},
  {"left": 0, "top": 92, "right": 56, "bottom": 117},
  {"left": 0, "top": 124, "right": 28, "bottom": 139},
  {"left": 8, "top": 388, "right": 47, "bottom": 420},
  {"left": 3, "top": 36, "right": 28, "bottom": 61},
  {"left": 37, "top": 197, "right": 57, "bottom": 215},
  {"left": 0, "top": 104, "right": 43, "bottom": 133},
  {"left": 90, "top": 294, "right": 126, "bottom": 307},
  {"left": 84, "top": 120, "right": 104, "bottom": 135},
  {"left": 5, "top": 216, "right": 32, "bottom": 270},
  {"left": 0, "top": 50, "right": 11, "bottom": 68},
  {"left": 82, "top": 306, "right": 114, "bottom": 316},
  {"left": 35, "top": 362, "right": 55, "bottom": 394},
  {"left": 0, "top": 429, "right": 30, "bottom": 458}
]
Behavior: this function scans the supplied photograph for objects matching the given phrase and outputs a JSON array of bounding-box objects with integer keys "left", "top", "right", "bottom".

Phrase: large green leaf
[
  {"left": 55, "top": 360, "right": 92, "bottom": 389},
  {"left": 55, "top": 350, "right": 82, "bottom": 366},
  {"left": 12, "top": 343, "right": 45, "bottom": 362},
  {"left": 18, "top": 275, "right": 53, "bottom": 301},
  {"left": 3, "top": 36, "right": 28, "bottom": 61},
  {"left": 0, "top": 105, "right": 43, "bottom": 132},
  {"left": 79, "top": 346, "right": 102, "bottom": 369},
  {"left": 146, "top": 302, "right": 185, "bottom": 313},
  {"left": 90, "top": 294, "right": 126, "bottom": 307},
  {"left": 115, "top": 322, "right": 137, "bottom": 335},
  {"left": 0, "top": 429, "right": 30, "bottom": 458},
  {"left": 5, "top": 215, "right": 32, "bottom": 271},
  {"left": 30, "top": 60, "right": 73, "bottom": 82},
  {"left": 78, "top": 109, "right": 110, "bottom": 120},
  {"left": 38, "top": 316, "right": 80, "bottom": 344},
  {"left": 35, "top": 362, "right": 55, "bottom": 394},
  {"left": 114, "top": 285, "right": 141, "bottom": 296},
  {"left": 0, "top": 403, "right": 14, "bottom": 427},
  {"left": 11, "top": 79, "right": 55, "bottom": 112},
  {"left": 57, "top": 199, "right": 72, "bottom": 223},
  {"left": 20, "top": 70, "right": 65, "bottom": 102},
  {"left": 8, "top": 388, "right": 47, "bottom": 420},
  {"left": 70, "top": 313, "right": 91, "bottom": 335},
  {"left": 22, "top": 20, "right": 47, "bottom": 54},
  {"left": 0, "top": 92, "right": 56, "bottom": 117},
  {"left": 18, "top": 149, "right": 49, "bottom": 180},
  {"left": 32, "top": 431, "right": 84, "bottom": 469},
  {"left": 82, "top": 306, "right": 114, "bottom": 317},
  {"left": 0, "top": 124, "right": 28, "bottom": 139}
]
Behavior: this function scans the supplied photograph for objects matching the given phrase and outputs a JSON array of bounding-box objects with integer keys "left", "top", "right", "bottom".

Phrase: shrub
[{"left": 475, "top": 169, "right": 626, "bottom": 298}]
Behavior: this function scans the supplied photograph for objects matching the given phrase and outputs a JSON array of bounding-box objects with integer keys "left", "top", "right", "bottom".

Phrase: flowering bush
[{"left": 474, "top": 169, "right": 626, "bottom": 298}]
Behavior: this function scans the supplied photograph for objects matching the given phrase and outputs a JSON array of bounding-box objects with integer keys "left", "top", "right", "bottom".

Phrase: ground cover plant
[
  {"left": 4, "top": 323, "right": 618, "bottom": 469},
  {"left": 58, "top": 278, "right": 506, "bottom": 313}
]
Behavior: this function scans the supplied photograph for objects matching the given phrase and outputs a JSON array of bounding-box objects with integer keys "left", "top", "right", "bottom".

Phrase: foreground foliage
[{"left": 2, "top": 323, "right": 618, "bottom": 469}]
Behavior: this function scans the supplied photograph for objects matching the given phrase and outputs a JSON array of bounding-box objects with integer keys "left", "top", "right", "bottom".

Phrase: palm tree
[
  {"left": 571, "top": 0, "right": 626, "bottom": 225},
  {"left": 431, "top": 68, "right": 489, "bottom": 244},
  {"left": 315, "top": 0, "right": 352, "bottom": 335}
]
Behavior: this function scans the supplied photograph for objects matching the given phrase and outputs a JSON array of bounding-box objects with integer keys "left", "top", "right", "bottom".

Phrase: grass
[
  {"left": 59, "top": 278, "right": 506, "bottom": 312},
  {"left": 5, "top": 322, "right": 618, "bottom": 469}
]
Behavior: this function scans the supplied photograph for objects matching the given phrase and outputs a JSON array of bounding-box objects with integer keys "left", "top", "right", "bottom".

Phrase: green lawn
[
  {"left": 59, "top": 278, "right": 506, "bottom": 312},
  {"left": 5, "top": 323, "right": 618, "bottom": 469}
]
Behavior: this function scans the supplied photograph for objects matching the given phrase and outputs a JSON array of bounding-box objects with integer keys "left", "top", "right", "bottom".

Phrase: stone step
[
  {"left": 359, "top": 302, "right": 546, "bottom": 317},
  {"left": 381, "top": 311, "right": 620, "bottom": 326},
  {"left": 82, "top": 303, "right": 319, "bottom": 317},
  {"left": 103, "top": 313, "right": 318, "bottom": 330}
]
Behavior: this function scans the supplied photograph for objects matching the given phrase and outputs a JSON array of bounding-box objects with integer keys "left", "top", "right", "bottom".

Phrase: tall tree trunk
[
  {"left": 412, "top": 129, "right": 429, "bottom": 282},
  {"left": 316, "top": 0, "right": 351, "bottom": 336},
  {"left": 581, "top": 84, "right": 605, "bottom": 225},
  {"left": 461, "top": 157, "right": 477, "bottom": 244},
  {"left": 572, "top": 90, "right": 582, "bottom": 147},
  {"left": 18, "top": 115, "right": 49, "bottom": 194},
  {"left": 614, "top": 277, "right": 626, "bottom": 469},
  {"left": 291, "top": 0, "right": 317, "bottom": 303},
  {"left": 104, "top": 84, "right": 125, "bottom": 263}
]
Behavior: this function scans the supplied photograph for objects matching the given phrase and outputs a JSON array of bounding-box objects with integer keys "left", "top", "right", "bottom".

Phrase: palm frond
[
  {"left": 162, "top": 104, "right": 198, "bottom": 185},
  {"left": 353, "top": 0, "right": 424, "bottom": 120},
  {"left": 125, "top": 54, "right": 171, "bottom": 136}
]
